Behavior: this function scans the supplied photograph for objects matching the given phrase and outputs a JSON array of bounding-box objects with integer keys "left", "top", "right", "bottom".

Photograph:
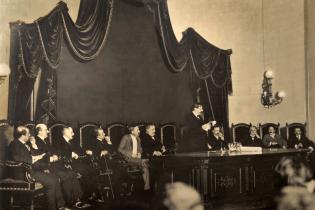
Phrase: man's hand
[
  {"left": 201, "top": 122, "right": 210, "bottom": 131},
  {"left": 161, "top": 146, "right": 166, "bottom": 153},
  {"left": 29, "top": 136, "right": 38, "bottom": 150},
  {"left": 308, "top": 146, "right": 314, "bottom": 152},
  {"left": 137, "top": 153, "right": 141, "bottom": 159},
  {"left": 153, "top": 151, "right": 162, "bottom": 156},
  {"left": 32, "top": 153, "right": 45, "bottom": 163},
  {"left": 131, "top": 153, "right": 137, "bottom": 158},
  {"left": 72, "top": 152, "right": 79, "bottom": 159},
  {"left": 207, "top": 144, "right": 212, "bottom": 150},
  {"left": 49, "top": 155, "right": 58, "bottom": 162},
  {"left": 100, "top": 150, "right": 109, "bottom": 157},
  {"left": 85, "top": 150, "right": 93, "bottom": 155},
  {"left": 105, "top": 136, "right": 112, "bottom": 144}
]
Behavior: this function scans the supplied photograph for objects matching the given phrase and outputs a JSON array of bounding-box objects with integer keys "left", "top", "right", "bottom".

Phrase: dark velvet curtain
[
  {"left": 8, "top": 0, "right": 113, "bottom": 123},
  {"left": 145, "top": 0, "right": 233, "bottom": 138}
]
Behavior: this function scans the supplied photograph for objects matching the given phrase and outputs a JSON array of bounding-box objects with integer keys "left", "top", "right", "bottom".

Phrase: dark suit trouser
[
  {"left": 32, "top": 171, "right": 65, "bottom": 210},
  {"left": 53, "top": 169, "right": 83, "bottom": 205},
  {"left": 71, "top": 160, "right": 100, "bottom": 197}
]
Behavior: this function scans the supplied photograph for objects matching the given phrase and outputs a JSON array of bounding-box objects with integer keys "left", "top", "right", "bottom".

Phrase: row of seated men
[
  {"left": 6, "top": 123, "right": 165, "bottom": 210},
  {"left": 180, "top": 103, "right": 314, "bottom": 152}
]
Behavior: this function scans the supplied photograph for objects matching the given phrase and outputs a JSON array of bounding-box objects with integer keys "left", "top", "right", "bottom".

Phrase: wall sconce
[
  {"left": 261, "top": 70, "right": 285, "bottom": 108},
  {"left": 0, "top": 63, "right": 10, "bottom": 85}
]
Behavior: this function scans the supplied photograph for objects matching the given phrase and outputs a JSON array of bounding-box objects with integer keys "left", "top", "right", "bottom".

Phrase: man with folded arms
[
  {"left": 33, "top": 124, "right": 89, "bottom": 209},
  {"left": 288, "top": 127, "right": 314, "bottom": 151},
  {"left": 8, "top": 126, "right": 68, "bottom": 210}
]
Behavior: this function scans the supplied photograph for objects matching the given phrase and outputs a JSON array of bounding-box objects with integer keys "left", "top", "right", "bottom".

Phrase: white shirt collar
[
  {"left": 63, "top": 135, "right": 71, "bottom": 143},
  {"left": 18, "top": 138, "right": 26, "bottom": 145}
]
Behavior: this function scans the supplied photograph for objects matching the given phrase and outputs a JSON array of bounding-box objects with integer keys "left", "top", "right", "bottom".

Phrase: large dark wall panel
[{"left": 57, "top": 0, "right": 193, "bottom": 125}]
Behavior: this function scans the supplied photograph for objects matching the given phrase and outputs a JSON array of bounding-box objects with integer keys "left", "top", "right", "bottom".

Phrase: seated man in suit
[
  {"left": 55, "top": 126, "right": 103, "bottom": 202},
  {"left": 262, "top": 126, "right": 287, "bottom": 148},
  {"left": 88, "top": 127, "right": 115, "bottom": 158},
  {"left": 118, "top": 125, "right": 150, "bottom": 190},
  {"left": 181, "top": 103, "right": 213, "bottom": 152},
  {"left": 8, "top": 126, "right": 68, "bottom": 210},
  {"left": 242, "top": 126, "right": 262, "bottom": 147},
  {"left": 207, "top": 125, "right": 228, "bottom": 150},
  {"left": 288, "top": 127, "right": 314, "bottom": 151},
  {"left": 141, "top": 124, "right": 165, "bottom": 158},
  {"left": 33, "top": 124, "right": 89, "bottom": 208}
]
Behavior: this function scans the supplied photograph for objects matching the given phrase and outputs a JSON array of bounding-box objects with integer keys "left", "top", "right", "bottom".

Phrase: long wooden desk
[{"left": 153, "top": 149, "right": 309, "bottom": 209}]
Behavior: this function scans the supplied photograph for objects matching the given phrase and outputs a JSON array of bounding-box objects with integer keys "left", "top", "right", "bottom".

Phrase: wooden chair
[
  {"left": 259, "top": 123, "right": 280, "bottom": 138},
  {"left": 286, "top": 122, "right": 307, "bottom": 140},
  {"left": 231, "top": 123, "right": 252, "bottom": 143},
  {"left": 48, "top": 122, "right": 68, "bottom": 146},
  {"left": 160, "top": 123, "right": 177, "bottom": 154},
  {"left": 79, "top": 122, "right": 101, "bottom": 148},
  {"left": 0, "top": 160, "right": 45, "bottom": 210},
  {"left": 106, "top": 123, "right": 127, "bottom": 150}
]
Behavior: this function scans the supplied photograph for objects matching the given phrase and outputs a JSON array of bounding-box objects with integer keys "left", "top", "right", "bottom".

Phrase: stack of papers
[{"left": 240, "top": 146, "right": 262, "bottom": 152}]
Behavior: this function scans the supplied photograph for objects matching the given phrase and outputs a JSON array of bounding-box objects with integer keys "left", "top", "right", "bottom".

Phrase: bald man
[{"left": 8, "top": 126, "right": 68, "bottom": 210}]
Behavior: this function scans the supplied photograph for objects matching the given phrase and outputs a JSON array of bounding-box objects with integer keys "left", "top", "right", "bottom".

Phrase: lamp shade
[
  {"left": 277, "top": 91, "right": 286, "bottom": 98},
  {"left": 265, "top": 70, "right": 274, "bottom": 79},
  {"left": 0, "top": 63, "right": 10, "bottom": 76}
]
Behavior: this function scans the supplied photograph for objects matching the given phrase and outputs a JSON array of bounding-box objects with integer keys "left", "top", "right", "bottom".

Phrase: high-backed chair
[
  {"left": 25, "top": 122, "right": 36, "bottom": 136},
  {"left": 286, "top": 122, "right": 307, "bottom": 140},
  {"left": 160, "top": 123, "right": 177, "bottom": 153},
  {"left": 231, "top": 123, "right": 252, "bottom": 143},
  {"left": 79, "top": 122, "right": 101, "bottom": 149},
  {"left": 48, "top": 122, "right": 67, "bottom": 146},
  {"left": 259, "top": 123, "right": 280, "bottom": 138},
  {"left": 0, "top": 160, "right": 45, "bottom": 210},
  {"left": 106, "top": 123, "right": 127, "bottom": 150}
]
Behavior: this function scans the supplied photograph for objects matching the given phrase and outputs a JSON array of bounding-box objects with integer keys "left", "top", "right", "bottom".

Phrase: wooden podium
[{"left": 152, "top": 149, "right": 309, "bottom": 209}]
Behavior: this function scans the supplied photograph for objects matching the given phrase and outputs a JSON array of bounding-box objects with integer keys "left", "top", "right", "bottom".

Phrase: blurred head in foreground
[
  {"left": 277, "top": 186, "right": 315, "bottom": 210},
  {"left": 163, "top": 182, "right": 204, "bottom": 210}
]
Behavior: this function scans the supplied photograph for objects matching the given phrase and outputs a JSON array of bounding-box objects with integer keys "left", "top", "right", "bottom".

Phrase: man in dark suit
[
  {"left": 181, "top": 103, "right": 213, "bottom": 152},
  {"left": 288, "top": 127, "right": 314, "bottom": 150},
  {"left": 34, "top": 124, "right": 89, "bottom": 208},
  {"left": 8, "top": 126, "right": 68, "bottom": 210},
  {"left": 118, "top": 126, "right": 150, "bottom": 190},
  {"left": 141, "top": 124, "right": 165, "bottom": 158},
  {"left": 88, "top": 127, "right": 115, "bottom": 158},
  {"left": 262, "top": 126, "right": 287, "bottom": 148},
  {"left": 242, "top": 126, "right": 262, "bottom": 147},
  {"left": 55, "top": 126, "right": 103, "bottom": 202},
  {"left": 208, "top": 125, "right": 228, "bottom": 150}
]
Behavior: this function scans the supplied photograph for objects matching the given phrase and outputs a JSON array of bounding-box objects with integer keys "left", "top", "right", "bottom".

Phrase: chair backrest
[
  {"left": 79, "top": 122, "right": 101, "bottom": 149},
  {"left": 0, "top": 160, "right": 31, "bottom": 181},
  {"left": 24, "top": 123, "right": 36, "bottom": 136},
  {"left": 160, "top": 123, "right": 177, "bottom": 152},
  {"left": 48, "top": 122, "right": 67, "bottom": 146},
  {"left": 259, "top": 123, "right": 280, "bottom": 138},
  {"left": 231, "top": 123, "right": 252, "bottom": 143},
  {"left": 107, "top": 123, "right": 127, "bottom": 150},
  {"left": 286, "top": 122, "right": 307, "bottom": 140}
]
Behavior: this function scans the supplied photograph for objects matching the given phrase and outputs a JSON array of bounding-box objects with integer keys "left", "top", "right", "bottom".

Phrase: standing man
[
  {"left": 118, "top": 126, "right": 150, "bottom": 191},
  {"left": 262, "top": 126, "right": 287, "bottom": 148},
  {"left": 8, "top": 126, "right": 68, "bottom": 210},
  {"left": 181, "top": 103, "right": 213, "bottom": 152}
]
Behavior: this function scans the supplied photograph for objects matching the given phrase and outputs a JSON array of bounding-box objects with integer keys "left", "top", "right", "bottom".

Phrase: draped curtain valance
[
  {"left": 145, "top": 0, "right": 233, "bottom": 94},
  {"left": 8, "top": 0, "right": 113, "bottom": 123}
]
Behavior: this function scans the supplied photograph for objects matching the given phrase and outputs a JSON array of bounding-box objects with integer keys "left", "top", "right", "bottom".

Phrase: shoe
[
  {"left": 88, "top": 195, "right": 104, "bottom": 203},
  {"left": 59, "top": 207, "right": 71, "bottom": 210},
  {"left": 74, "top": 201, "right": 91, "bottom": 209}
]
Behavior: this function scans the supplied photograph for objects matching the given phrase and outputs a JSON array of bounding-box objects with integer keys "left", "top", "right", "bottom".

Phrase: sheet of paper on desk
[{"left": 240, "top": 146, "right": 263, "bottom": 152}]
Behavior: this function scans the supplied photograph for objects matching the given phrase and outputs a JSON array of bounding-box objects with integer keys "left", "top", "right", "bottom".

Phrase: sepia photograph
[{"left": 0, "top": 0, "right": 314, "bottom": 209}]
